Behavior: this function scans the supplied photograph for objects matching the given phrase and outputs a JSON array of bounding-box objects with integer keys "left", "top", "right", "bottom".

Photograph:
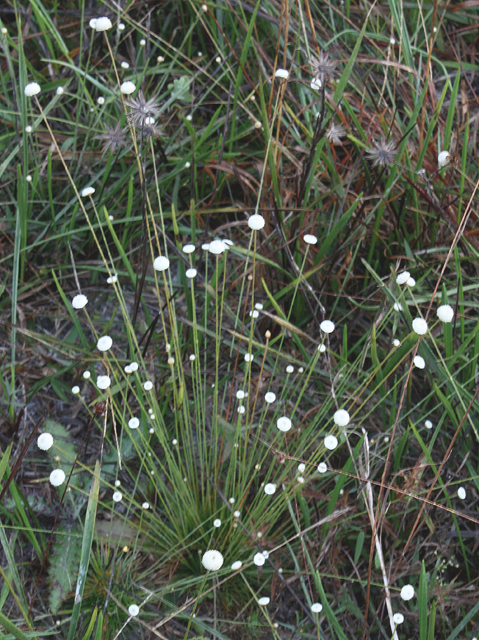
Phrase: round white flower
[
  {"left": 424, "top": 419, "right": 433, "bottom": 429},
  {"left": 414, "top": 355, "right": 425, "bottom": 369},
  {"left": 208, "top": 240, "right": 226, "bottom": 254},
  {"left": 56, "top": 86, "right": 64, "bottom": 95},
  {"left": 89, "top": 18, "right": 97, "bottom": 28},
  {"left": 81, "top": 187, "right": 95, "bottom": 197},
  {"left": 144, "top": 381, "right": 153, "bottom": 390},
  {"left": 393, "top": 302, "right": 402, "bottom": 312},
  {"left": 238, "top": 406, "right": 245, "bottom": 414},
  {"left": 129, "top": 362, "right": 138, "bottom": 372},
  {"left": 457, "top": 486, "right": 466, "bottom": 500},
  {"left": 393, "top": 613, "right": 404, "bottom": 624},
  {"left": 390, "top": 37, "right": 396, "bottom": 45},
  {"left": 264, "top": 483, "right": 276, "bottom": 495},
  {"left": 186, "top": 268, "right": 197, "bottom": 278},
  {"left": 286, "top": 364, "right": 294, "bottom": 373},
  {"left": 142, "top": 502, "right": 149, "bottom": 509},
  {"left": 50, "top": 469, "right": 66, "bottom": 487},
  {"left": 120, "top": 81, "right": 136, "bottom": 95},
  {"left": 248, "top": 214, "right": 265, "bottom": 230},
  {"left": 153, "top": 256, "right": 170, "bottom": 271},
  {"left": 236, "top": 390, "right": 245, "bottom": 399},
  {"left": 277, "top": 416, "right": 292, "bottom": 432},
  {"left": 437, "top": 304, "right": 454, "bottom": 323},
  {"left": 396, "top": 271, "right": 410, "bottom": 285},
  {"left": 124, "top": 365, "right": 132, "bottom": 374},
  {"left": 324, "top": 435, "right": 338, "bottom": 450},
  {"left": 333, "top": 409, "right": 350, "bottom": 427},
  {"left": 407, "top": 277, "right": 416, "bottom": 287},
  {"left": 253, "top": 552, "right": 265, "bottom": 566},
  {"left": 318, "top": 344, "right": 326, "bottom": 353},
  {"left": 139, "top": 38, "right": 146, "bottom": 46},
  {"left": 233, "top": 510, "right": 240, "bottom": 517},
  {"left": 317, "top": 462, "right": 327, "bottom": 473},
  {"left": 25, "top": 82, "right": 41, "bottom": 97},
  {"left": 310, "top": 78, "right": 322, "bottom": 91},
  {"left": 320, "top": 320, "right": 335, "bottom": 334},
  {"left": 128, "top": 604, "right": 139, "bottom": 617},
  {"left": 274, "top": 68, "right": 289, "bottom": 79},
  {"left": 265, "top": 392, "right": 276, "bottom": 403},
  {"left": 393, "top": 339, "right": 401, "bottom": 347},
  {"left": 118, "top": 22, "right": 125, "bottom": 30},
  {"left": 37, "top": 433, "right": 53, "bottom": 451},
  {"left": 231, "top": 560, "right": 242, "bottom": 570},
  {"left": 202, "top": 549, "right": 224, "bottom": 571},
  {"left": 400, "top": 584, "right": 415, "bottom": 601},
  {"left": 249, "top": 309, "right": 259, "bottom": 318},
  {"left": 97, "top": 375, "right": 111, "bottom": 390},
  {"left": 97, "top": 335, "right": 113, "bottom": 352},
  {"left": 107, "top": 274, "right": 117, "bottom": 284},
  {"left": 71, "top": 386, "right": 80, "bottom": 395},
  {"left": 183, "top": 244, "right": 195, "bottom": 254},
  {"left": 412, "top": 318, "right": 428, "bottom": 335},
  {"left": 128, "top": 417, "right": 140, "bottom": 429},
  {"left": 121, "top": 61, "right": 130, "bottom": 69},
  {"left": 112, "top": 491, "right": 122, "bottom": 502},
  {"left": 25, "top": 125, "right": 32, "bottom": 133},
  {"left": 311, "top": 603, "right": 323, "bottom": 613},
  {"left": 438, "top": 150, "right": 450, "bottom": 169},
  {"left": 258, "top": 596, "right": 270, "bottom": 606},
  {"left": 297, "top": 476, "right": 305, "bottom": 483},
  {"left": 303, "top": 234, "right": 318, "bottom": 244},
  {"left": 244, "top": 353, "right": 254, "bottom": 362},
  {"left": 213, "top": 518, "right": 221, "bottom": 527},
  {"left": 97, "top": 97, "right": 105, "bottom": 106},
  {"left": 297, "top": 463, "right": 305, "bottom": 474},
  {"left": 95, "top": 17, "right": 112, "bottom": 31}
]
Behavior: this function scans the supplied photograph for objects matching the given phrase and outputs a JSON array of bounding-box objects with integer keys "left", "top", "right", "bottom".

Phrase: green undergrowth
[{"left": 0, "top": 0, "right": 478, "bottom": 639}]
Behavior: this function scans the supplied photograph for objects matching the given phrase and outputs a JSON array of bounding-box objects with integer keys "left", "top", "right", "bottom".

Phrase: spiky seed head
[{"left": 366, "top": 138, "right": 397, "bottom": 168}]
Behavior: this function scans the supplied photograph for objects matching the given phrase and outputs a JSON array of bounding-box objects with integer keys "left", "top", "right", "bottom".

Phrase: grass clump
[{"left": 0, "top": 1, "right": 478, "bottom": 639}]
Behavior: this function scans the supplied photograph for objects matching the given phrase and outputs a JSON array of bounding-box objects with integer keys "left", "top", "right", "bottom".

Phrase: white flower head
[
  {"left": 274, "top": 68, "right": 289, "bottom": 79},
  {"left": 107, "top": 274, "right": 117, "bottom": 284},
  {"left": 317, "top": 462, "right": 327, "bottom": 473},
  {"left": 71, "top": 386, "right": 80, "bottom": 395},
  {"left": 286, "top": 364, "right": 294, "bottom": 373},
  {"left": 213, "top": 518, "right": 221, "bottom": 528},
  {"left": 277, "top": 416, "right": 292, "bottom": 432},
  {"left": 297, "top": 463, "right": 306, "bottom": 473},
  {"left": 120, "top": 81, "right": 136, "bottom": 95},
  {"left": 97, "top": 375, "right": 111, "bottom": 390},
  {"left": 56, "top": 86, "right": 64, "bottom": 96},
  {"left": 400, "top": 584, "right": 415, "bottom": 601},
  {"left": 258, "top": 596, "right": 270, "bottom": 606},
  {"left": 81, "top": 187, "right": 95, "bottom": 197},
  {"left": 437, "top": 304, "right": 454, "bottom": 323},
  {"left": 412, "top": 318, "right": 428, "bottom": 335},
  {"left": 95, "top": 17, "right": 112, "bottom": 31},
  {"left": 128, "top": 417, "right": 140, "bottom": 429},
  {"left": 238, "top": 405, "right": 245, "bottom": 414},
  {"left": 393, "top": 302, "right": 402, "bottom": 312},
  {"left": 202, "top": 549, "right": 224, "bottom": 571},
  {"left": 320, "top": 320, "right": 335, "bottom": 334},
  {"left": 37, "top": 433, "right": 53, "bottom": 451},
  {"left": 97, "top": 335, "right": 113, "bottom": 352},
  {"left": 457, "top": 486, "right": 466, "bottom": 500},
  {"left": 318, "top": 344, "right": 326, "bottom": 353},
  {"left": 414, "top": 355, "right": 425, "bottom": 369},
  {"left": 142, "top": 502, "right": 149, "bottom": 509},
  {"left": 25, "top": 82, "right": 41, "bottom": 97},
  {"left": 396, "top": 271, "right": 410, "bottom": 285},
  {"left": 153, "top": 256, "right": 170, "bottom": 271},
  {"left": 393, "top": 613, "right": 404, "bottom": 624},
  {"left": 390, "top": 37, "right": 396, "bottom": 45},
  {"left": 248, "top": 214, "right": 265, "bottom": 230},
  {"left": 333, "top": 409, "right": 350, "bottom": 427},
  {"left": 438, "top": 150, "right": 450, "bottom": 169},
  {"left": 264, "top": 483, "right": 276, "bottom": 495},
  {"left": 183, "top": 244, "right": 195, "bottom": 254},
  {"left": 303, "top": 234, "right": 318, "bottom": 244},
  {"left": 425, "top": 419, "right": 433, "bottom": 429},
  {"left": 208, "top": 240, "right": 226, "bottom": 255},
  {"left": 393, "top": 338, "right": 401, "bottom": 347},
  {"left": 144, "top": 381, "right": 153, "bottom": 390},
  {"left": 244, "top": 353, "right": 254, "bottom": 363},
  {"left": 89, "top": 18, "right": 97, "bottom": 28},
  {"left": 265, "top": 392, "right": 276, "bottom": 403},
  {"left": 129, "top": 362, "right": 138, "bottom": 372},
  {"left": 118, "top": 23, "right": 125, "bottom": 31},
  {"left": 406, "top": 277, "right": 415, "bottom": 287},
  {"left": 324, "top": 434, "right": 338, "bottom": 450},
  {"left": 311, "top": 603, "right": 323, "bottom": 613},
  {"left": 97, "top": 96, "right": 105, "bottom": 105},
  {"left": 50, "top": 469, "right": 66, "bottom": 487},
  {"left": 113, "top": 491, "right": 122, "bottom": 502},
  {"left": 128, "top": 604, "right": 139, "bottom": 617},
  {"left": 231, "top": 560, "right": 242, "bottom": 570},
  {"left": 121, "top": 61, "right": 130, "bottom": 69},
  {"left": 310, "top": 78, "right": 322, "bottom": 91},
  {"left": 186, "top": 268, "right": 197, "bottom": 278},
  {"left": 236, "top": 390, "right": 245, "bottom": 399},
  {"left": 253, "top": 552, "right": 265, "bottom": 566}
]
